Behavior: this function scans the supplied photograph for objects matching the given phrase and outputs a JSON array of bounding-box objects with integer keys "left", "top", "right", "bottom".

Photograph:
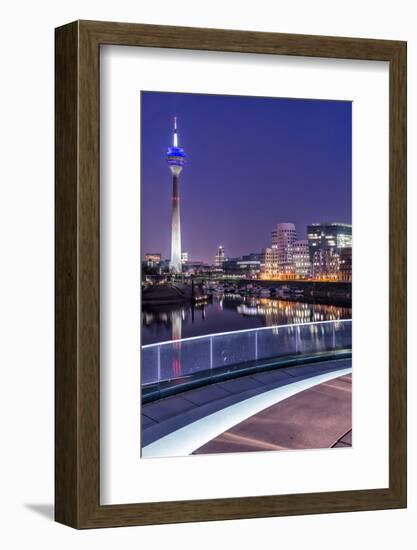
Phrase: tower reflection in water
[
  {"left": 171, "top": 309, "right": 182, "bottom": 378},
  {"left": 142, "top": 297, "right": 352, "bottom": 379}
]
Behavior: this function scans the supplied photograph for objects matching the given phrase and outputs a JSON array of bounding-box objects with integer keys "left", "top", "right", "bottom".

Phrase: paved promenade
[
  {"left": 142, "top": 358, "right": 352, "bottom": 457},
  {"left": 193, "top": 373, "right": 352, "bottom": 454}
]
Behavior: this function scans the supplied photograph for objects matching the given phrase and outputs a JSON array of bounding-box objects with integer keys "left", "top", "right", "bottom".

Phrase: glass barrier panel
[
  {"left": 141, "top": 346, "right": 159, "bottom": 385},
  {"left": 158, "top": 337, "right": 211, "bottom": 382},
  {"left": 211, "top": 330, "right": 257, "bottom": 369},
  {"left": 142, "top": 320, "right": 352, "bottom": 389},
  {"left": 257, "top": 326, "right": 298, "bottom": 360},
  {"left": 334, "top": 321, "right": 352, "bottom": 350},
  {"left": 298, "top": 322, "right": 334, "bottom": 355}
]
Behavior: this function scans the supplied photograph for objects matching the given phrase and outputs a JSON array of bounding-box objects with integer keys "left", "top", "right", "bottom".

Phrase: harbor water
[{"left": 142, "top": 295, "right": 352, "bottom": 346}]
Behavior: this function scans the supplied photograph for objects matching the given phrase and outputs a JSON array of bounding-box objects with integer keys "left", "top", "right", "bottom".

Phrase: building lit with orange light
[
  {"left": 293, "top": 240, "right": 311, "bottom": 278},
  {"left": 263, "top": 223, "right": 299, "bottom": 279},
  {"left": 144, "top": 253, "right": 161, "bottom": 266}
]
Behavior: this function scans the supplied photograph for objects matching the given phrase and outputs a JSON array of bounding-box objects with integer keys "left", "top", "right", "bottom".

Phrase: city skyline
[
  {"left": 141, "top": 91, "right": 352, "bottom": 264},
  {"left": 144, "top": 219, "right": 352, "bottom": 264}
]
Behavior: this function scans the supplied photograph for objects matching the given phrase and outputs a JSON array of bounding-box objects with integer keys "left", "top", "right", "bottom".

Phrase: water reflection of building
[
  {"left": 237, "top": 298, "right": 349, "bottom": 327},
  {"left": 142, "top": 297, "right": 351, "bottom": 349}
]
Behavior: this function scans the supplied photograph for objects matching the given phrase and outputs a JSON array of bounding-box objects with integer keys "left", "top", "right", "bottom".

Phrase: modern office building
[
  {"left": 214, "top": 245, "right": 225, "bottom": 268},
  {"left": 181, "top": 251, "right": 189, "bottom": 265},
  {"left": 293, "top": 240, "right": 311, "bottom": 278},
  {"left": 242, "top": 252, "right": 262, "bottom": 263},
  {"left": 307, "top": 223, "right": 352, "bottom": 279},
  {"left": 339, "top": 247, "right": 352, "bottom": 281},
  {"left": 237, "top": 259, "right": 261, "bottom": 278},
  {"left": 221, "top": 258, "right": 239, "bottom": 276},
  {"left": 239, "top": 253, "right": 262, "bottom": 277},
  {"left": 222, "top": 254, "right": 261, "bottom": 278},
  {"left": 166, "top": 117, "right": 186, "bottom": 273}
]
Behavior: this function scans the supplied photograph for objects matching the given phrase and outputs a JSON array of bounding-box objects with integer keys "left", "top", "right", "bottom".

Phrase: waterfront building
[
  {"left": 259, "top": 248, "right": 269, "bottom": 275},
  {"left": 264, "top": 223, "right": 297, "bottom": 278},
  {"left": 144, "top": 253, "right": 161, "bottom": 267},
  {"left": 222, "top": 257, "right": 239, "bottom": 273},
  {"left": 339, "top": 247, "right": 352, "bottom": 281},
  {"left": 244, "top": 252, "right": 262, "bottom": 262},
  {"left": 262, "top": 247, "right": 277, "bottom": 278},
  {"left": 166, "top": 117, "right": 186, "bottom": 273},
  {"left": 214, "top": 245, "right": 225, "bottom": 268},
  {"left": 239, "top": 253, "right": 262, "bottom": 277},
  {"left": 307, "top": 223, "right": 352, "bottom": 279},
  {"left": 222, "top": 255, "right": 261, "bottom": 278},
  {"left": 293, "top": 240, "right": 311, "bottom": 278},
  {"left": 237, "top": 259, "right": 261, "bottom": 278},
  {"left": 272, "top": 223, "right": 297, "bottom": 275}
]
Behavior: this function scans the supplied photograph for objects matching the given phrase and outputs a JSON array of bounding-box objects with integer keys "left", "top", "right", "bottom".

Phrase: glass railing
[{"left": 141, "top": 320, "right": 352, "bottom": 399}]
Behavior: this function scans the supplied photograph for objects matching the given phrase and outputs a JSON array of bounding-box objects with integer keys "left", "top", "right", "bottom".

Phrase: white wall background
[{"left": 0, "top": 0, "right": 415, "bottom": 547}]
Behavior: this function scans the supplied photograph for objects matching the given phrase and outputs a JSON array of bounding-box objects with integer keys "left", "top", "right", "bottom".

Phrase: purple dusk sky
[{"left": 141, "top": 91, "right": 352, "bottom": 264}]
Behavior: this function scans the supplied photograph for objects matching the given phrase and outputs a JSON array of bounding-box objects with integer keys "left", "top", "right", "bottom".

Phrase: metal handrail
[{"left": 142, "top": 318, "right": 352, "bottom": 349}]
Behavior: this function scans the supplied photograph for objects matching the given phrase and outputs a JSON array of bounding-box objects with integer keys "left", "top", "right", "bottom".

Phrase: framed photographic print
[{"left": 55, "top": 20, "right": 407, "bottom": 528}]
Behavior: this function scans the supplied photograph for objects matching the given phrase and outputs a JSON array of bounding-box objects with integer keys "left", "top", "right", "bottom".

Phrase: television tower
[{"left": 166, "top": 117, "right": 186, "bottom": 273}]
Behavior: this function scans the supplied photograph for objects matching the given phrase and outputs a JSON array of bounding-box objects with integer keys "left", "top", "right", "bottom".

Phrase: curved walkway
[
  {"left": 194, "top": 373, "right": 352, "bottom": 454},
  {"left": 141, "top": 358, "right": 352, "bottom": 458}
]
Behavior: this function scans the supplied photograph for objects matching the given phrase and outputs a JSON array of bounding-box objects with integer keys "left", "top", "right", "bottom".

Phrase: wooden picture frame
[{"left": 55, "top": 20, "right": 407, "bottom": 528}]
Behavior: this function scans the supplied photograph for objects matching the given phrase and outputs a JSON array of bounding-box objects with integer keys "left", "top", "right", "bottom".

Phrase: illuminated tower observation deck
[{"left": 166, "top": 117, "right": 186, "bottom": 273}]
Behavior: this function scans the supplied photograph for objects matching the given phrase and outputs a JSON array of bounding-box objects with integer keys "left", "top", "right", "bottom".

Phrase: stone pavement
[
  {"left": 142, "top": 358, "right": 352, "bottom": 452},
  {"left": 193, "top": 374, "right": 352, "bottom": 454}
]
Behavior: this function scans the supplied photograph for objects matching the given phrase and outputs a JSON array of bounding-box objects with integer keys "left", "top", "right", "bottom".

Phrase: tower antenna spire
[{"left": 173, "top": 116, "right": 178, "bottom": 147}]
